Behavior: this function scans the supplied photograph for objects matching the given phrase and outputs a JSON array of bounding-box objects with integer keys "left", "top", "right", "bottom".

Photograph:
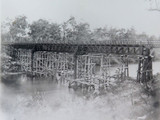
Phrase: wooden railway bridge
[{"left": 3, "top": 40, "right": 160, "bottom": 89}]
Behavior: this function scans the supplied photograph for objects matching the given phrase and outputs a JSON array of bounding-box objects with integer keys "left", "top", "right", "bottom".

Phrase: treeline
[{"left": 1, "top": 16, "right": 160, "bottom": 43}]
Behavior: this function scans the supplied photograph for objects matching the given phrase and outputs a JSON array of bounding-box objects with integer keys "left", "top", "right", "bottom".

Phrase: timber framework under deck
[{"left": 3, "top": 42, "right": 154, "bottom": 88}]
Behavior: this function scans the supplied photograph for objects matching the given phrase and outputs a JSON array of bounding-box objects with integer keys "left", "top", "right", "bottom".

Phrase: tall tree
[
  {"left": 74, "top": 22, "right": 91, "bottom": 42},
  {"left": 61, "top": 17, "right": 91, "bottom": 42},
  {"left": 91, "top": 27, "right": 109, "bottom": 41},
  {"left": 2, "top": 16, "right": 29, "bottom": 42},
  {"left": 107, "top": 27, "right": 119, "bottom": 41},
  {"left": 9, "top": 16, "right": 29, "bottom": 42},
  {"left": 29, "top": 19, "right": 61, "bottom": 42}
]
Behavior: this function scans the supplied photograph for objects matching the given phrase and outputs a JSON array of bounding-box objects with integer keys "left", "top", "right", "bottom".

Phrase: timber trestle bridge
[{"left": 3, "top": 40, "right": 160, "bottom": 90}]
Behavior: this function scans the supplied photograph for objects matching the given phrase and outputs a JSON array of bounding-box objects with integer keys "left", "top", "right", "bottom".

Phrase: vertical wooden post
[
  {"left": 100, "top": 54, "right": 103, "bottom": 77},
  {"left": 31, "top": 50, "right": 34, "bottom": 76},
  {"left": 12, "top": 48, "right": 18, "bottom": 61},
  {"left": 142, "top": 55, "right": 153, "bottom": 83},
  {"left": 142, "top": 56, "right": 148, "bottom": 83},
  {"left": 137, "top": 56, "right": 143, "bottom": 83},
  {"left": 88, "top": 55, "right": 91, "bottom": 79},
  {"left": 125, "top": 55, "right": 129, "bottom": 79},
  {"left": 147, "top": 55, "right": 153, "bottom": 81},
  {"left": 108, "top": 55, "right": 111, "bottom": 81},
  {"left": 74, "top": 54, "right": 78, "bottom": 79},
  {"left": 120, "top": 55, "right": 124, "bottom": 80}
]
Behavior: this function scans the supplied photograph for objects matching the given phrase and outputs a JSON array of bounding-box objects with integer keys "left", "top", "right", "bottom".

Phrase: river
[{"left": 0, "top": 61, "right": 160, "bottom": 120}]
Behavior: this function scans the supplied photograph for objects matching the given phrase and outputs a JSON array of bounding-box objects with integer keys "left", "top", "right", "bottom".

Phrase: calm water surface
[{"left": 0, "top": 61, "right": 160, "bottom": 120}]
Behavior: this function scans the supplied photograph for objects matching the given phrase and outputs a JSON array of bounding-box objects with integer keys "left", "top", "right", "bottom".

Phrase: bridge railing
[{"left": 2, "top": 38, "right": 160, "bottom": 47}]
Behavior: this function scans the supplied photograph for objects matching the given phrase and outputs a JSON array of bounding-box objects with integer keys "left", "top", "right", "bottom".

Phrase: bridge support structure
[
  {"left": 120, "top": 55, "right": 129, "bottom": 80},
  {"left": 3, "top": 42, "right": 154, "bottom": 89},
  {"left": 137, "top": 48, "right": 153, "bottom": 85},
  {"left": 137, "top": 55, "right": 153, "bottom": 84},
  {"left": 17, "top": 49, "right": 32, "bottom": 72},
  {"left": 31, "top": 52, "right": 74, "bottom": 79},
  {"left": 70, "top": 54, "right": 130, "bottom": 90}
]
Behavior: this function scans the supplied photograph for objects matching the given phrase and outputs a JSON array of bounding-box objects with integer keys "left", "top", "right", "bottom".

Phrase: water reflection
[
  {"left": 1, "top": 61, "right": 160, "bottom": 120},
  {"left": 1, "top": 75, "right": 71, "bottom": 120},
  {"left": 0, "top": 74, "right": 143, "bottom": 120}
]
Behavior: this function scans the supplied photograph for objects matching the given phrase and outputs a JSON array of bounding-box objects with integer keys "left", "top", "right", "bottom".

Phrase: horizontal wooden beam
[{"left": 3, "top": 43, "right": 149, "bottom": 56}]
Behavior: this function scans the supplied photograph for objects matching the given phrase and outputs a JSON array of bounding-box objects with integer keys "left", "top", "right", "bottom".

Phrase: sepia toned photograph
[{"left": 1, "top": 0, "right": 160, "bottom": 120}]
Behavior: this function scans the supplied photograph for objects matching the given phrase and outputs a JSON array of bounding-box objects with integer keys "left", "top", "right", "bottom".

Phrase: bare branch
[
  {"left": 148, "top": 0, "right": 160, "bottom": 12},
  {"left": 149, "top": 8, "right": 160, "bottom": 11}
]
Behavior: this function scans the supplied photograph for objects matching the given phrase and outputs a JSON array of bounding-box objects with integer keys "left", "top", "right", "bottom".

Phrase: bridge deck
[
  {"left": 2, "top": 42, "right": 150, "bottom": 55},
  {"left": 2, "top": 40, "right": 160, "bottom": 47}
]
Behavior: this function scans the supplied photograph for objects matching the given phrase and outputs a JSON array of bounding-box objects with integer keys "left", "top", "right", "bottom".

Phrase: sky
[{"left": 1, "top": 0, "right": 160, "bottom": 37}]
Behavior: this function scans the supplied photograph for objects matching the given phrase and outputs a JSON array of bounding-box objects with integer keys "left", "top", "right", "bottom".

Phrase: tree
[
  {"left": 61, "top": 17, "right": 91, "bottom": 42},
  {"left": 29, "top": 19, "right": 61, "bottom": 42},
  {"left": 61, "top": 17, "right": 77, "bottom": 41},
  {"left": 91, "top": 27, "right": 138, "bottom": 42},
  {"left": 10, "top": 16, "right": 30, "bottom": 42},
  {"left": 1, "top": 16, "right": 30, "bottom": 42},
  {"left": 107, "top": 27, "right": 119, "bottom": 41},
  {"left": 123, "top": 28, "right": 137, "bottom": 40},
  {"left": 137, "top": 33, "right": 149, "bottom": 42},
  {"left": 74, "top": 22, "right": 91, "bottom": 42},
  {"left": 91, "top": 27, "right": 109, "bottom": 41},
  {"left": 1, "top": 46, "right": 21, "bottom": 73}
]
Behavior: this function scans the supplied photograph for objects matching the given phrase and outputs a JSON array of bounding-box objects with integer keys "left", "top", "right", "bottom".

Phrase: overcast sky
[{"left": 1, "top": 0, "right": 160, "bottom": 37}]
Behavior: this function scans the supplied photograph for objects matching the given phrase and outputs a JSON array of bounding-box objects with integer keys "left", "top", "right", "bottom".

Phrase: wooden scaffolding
[
  {"left": 71, "top": 54, "right": 129, "bottom": 89},
  {"left": 17, "top": 49, "right": 32, "bottom": 72},
  {"left": 32, "top": 52, "right": 74, "bottom": 80}
]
